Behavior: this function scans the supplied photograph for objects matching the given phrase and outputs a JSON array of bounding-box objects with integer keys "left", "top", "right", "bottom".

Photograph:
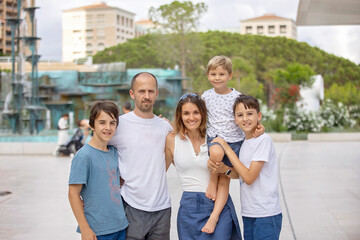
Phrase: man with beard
[{"left": 109, "top": 72, "right": 173, "bottom": 240}]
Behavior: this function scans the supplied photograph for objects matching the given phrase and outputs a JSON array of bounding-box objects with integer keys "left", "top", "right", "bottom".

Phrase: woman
[{"left": 165, "top": 93, "right": 241, "bottom": 240}]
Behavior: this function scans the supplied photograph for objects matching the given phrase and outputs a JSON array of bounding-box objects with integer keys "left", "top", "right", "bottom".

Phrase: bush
[
  {"left": 319, "top": 99, "right": 355, "bottom": 129},
  {"left": 281, "top": 99, "right": 358, "bottom": 133},
  {"left": 262, "top": 108, "right": 287, "bottom": 132},
  {"left": 284, "top": 108, "right": 322, "bottom": 132}
]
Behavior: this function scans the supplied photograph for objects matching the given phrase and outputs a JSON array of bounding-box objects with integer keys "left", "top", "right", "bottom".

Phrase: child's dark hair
[
  {"left": 89, "top": 100, "right": 119, "bottom": 128},
  {"left": 233, "top": 94, "right": 260, "bottom": 115}
]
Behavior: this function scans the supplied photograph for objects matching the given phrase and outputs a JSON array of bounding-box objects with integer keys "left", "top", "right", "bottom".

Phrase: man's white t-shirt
[
  {"left": 239, "top": 133, "right": 282, "bottom": 218},
  {"left": 202, "top": 88, "right": 244, "bottom": 142},
  {"left": 109, "top": 112, "right": 172, "bottom": 212}
]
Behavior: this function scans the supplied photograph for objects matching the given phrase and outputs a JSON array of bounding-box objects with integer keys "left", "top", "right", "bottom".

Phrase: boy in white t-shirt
[
  {"left": 201, "top": 56, "right": 264, "bottom": 234},
  {"left": 211, "top": 94, "right": 282, "bottom": 240}
]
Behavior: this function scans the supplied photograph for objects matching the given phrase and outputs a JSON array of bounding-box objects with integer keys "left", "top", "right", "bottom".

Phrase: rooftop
[
  {"left": 63, "top": 1, "right": 135, "bottom": 15},
  {"left": 241, "top": 13, "right": 293, "bottom": 22}
]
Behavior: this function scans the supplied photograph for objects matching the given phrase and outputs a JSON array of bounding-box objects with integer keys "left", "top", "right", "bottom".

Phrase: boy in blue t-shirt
[{"left": 68, "top": 100, "right": 128, "bottom": 240}]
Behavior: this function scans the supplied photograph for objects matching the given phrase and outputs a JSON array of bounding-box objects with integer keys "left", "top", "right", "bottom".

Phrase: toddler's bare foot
[
  {"left": 201, "top": 215, "right": 219, "bottom": 234},
  {"left": 205, "top": 183, "right": 217, "bottom": 201}
]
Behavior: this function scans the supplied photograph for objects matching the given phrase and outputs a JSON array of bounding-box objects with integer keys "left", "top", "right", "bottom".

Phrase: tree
[
  {"left": 325, "top": 82, "right": 360, "bottom": 105},
  {"left": 273, "top": 63, "right": 315, "bottom": 108},
  {"left": 149, "top": 1, "right": 207, "bottom": 90}
]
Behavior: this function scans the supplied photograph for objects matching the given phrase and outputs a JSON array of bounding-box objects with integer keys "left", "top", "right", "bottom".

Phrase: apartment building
[
  {"left": 134, "top": 19, "right": 154, "bottom": 37},
  {"left": 0, "top": 0, "right": 35, "bottom": 55},
  {"left": 62, "top": 2, "right": 135, "bottom": 62},
  {"left": 240, "top": 13, "right": 297, "bottom": 40}
]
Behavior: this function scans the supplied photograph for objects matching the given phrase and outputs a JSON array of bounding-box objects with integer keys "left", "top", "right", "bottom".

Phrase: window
[
  {"left": 97, "top": 14, "right": 105, "bottom": 25},
  {"left": 98, "top": 43, "right": 105, "bottom": 51},
  {"left": 86, "top": 29, "right": 93, "bottom": 37},
  {"left": 86, "top": 43, "right": 92, "bottom": 48},
  {"left": 73, "top": 16, "right": 80, "bottom": 23},
  {"left": 73, "top": 16, "right": 81, "bottom": 29},
  {"left": 246, "top": 26, "right": 252, "bottom": 34},
  {"left": 117, "top": 15, "right": 120, "bottom": 25},
  {"left": 97, "top": 28, "right": 105, "bottom": 36},
  {"left": 268, "top": 25, "right": 275, "bottom": 34},
  {"left": 257, "top": 26, "right": 263, "bottom": 34},
  {"left": 280, "top": 25, "right": 287, "bottom": 33},
  {"left": 86, "top": 15, "right": 93, "bottom": 25}
]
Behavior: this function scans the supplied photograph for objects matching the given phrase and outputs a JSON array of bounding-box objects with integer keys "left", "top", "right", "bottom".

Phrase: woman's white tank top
[{"left": 173, "top": 134, "right": 210, "bottom": 192}]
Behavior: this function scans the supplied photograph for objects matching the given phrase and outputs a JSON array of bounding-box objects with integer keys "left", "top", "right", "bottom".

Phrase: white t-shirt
[
  {"left": 239, "top": 133, "right": 282, "bottom": 218},
  {"left": 202, "top": 88, "right": 244, "bottom": 142},
  {"left": 173, "top": 134, "right": 209, "bottom": 192},
  {"left": 57, "top": 117, "right": 69, "bottom": 145},
  {"left": 109, "top": 112, "right": 172, "bottom": 212},
  {"left": 58, "top": 117, "right": 68, "bottom": 130}
]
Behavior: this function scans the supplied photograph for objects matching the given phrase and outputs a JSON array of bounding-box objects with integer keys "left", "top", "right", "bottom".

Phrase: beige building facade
[
  {"left": 62, "top": 2, "right": 135, "bottom": 62},
  {"left": 240, "top": 14, "right": 297, "bottom": 40},
  {"left": 0, "top": 0, "right": 35, "bottom": 55}
]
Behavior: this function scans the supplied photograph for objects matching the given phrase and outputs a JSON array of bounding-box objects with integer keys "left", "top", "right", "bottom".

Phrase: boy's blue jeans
[
  {"left": 242, "top": 213, "right": 282, "bottom": 240},
  {"left": 97, "top": 229, "right": 126, "bottom": 240}
]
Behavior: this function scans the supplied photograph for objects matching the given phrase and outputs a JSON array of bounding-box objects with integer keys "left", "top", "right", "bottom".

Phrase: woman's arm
[
  {"left": 68, "top": 184, "right": 97, "bottom": 240},
  {"left": 212, "top": 137, "right": 264, "bottom": 185},
  {"left": 165, "top": 133, "right": 175, "bottom": 171}
]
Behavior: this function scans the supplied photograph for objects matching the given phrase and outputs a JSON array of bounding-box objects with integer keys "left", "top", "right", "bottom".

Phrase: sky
[{"left": 35, "top": 0, "right": 360, "bottom": 65}]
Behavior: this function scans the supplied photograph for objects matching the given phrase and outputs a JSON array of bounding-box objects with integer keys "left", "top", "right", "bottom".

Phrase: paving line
[{"left": 278, "top": 142, "right": 297, "bottom": 240}]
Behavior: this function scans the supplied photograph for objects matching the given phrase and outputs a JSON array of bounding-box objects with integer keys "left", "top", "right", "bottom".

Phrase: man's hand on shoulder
[{"left": 158, "top": 115, "right": 174, "bottom": 129}]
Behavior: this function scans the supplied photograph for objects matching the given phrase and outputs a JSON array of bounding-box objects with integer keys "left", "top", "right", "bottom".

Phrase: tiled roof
[
  {"left": 135, "top": 19, "right": 153, "bottom": 25},
  {"left": 242, "top": 14, "right": 291, "bottom": 22},
  {"left": 64, "top": 2, "right": 113, "bottom": 12}
]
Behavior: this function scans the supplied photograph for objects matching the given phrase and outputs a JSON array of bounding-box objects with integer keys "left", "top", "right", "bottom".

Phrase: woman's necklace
[{"left": 189, "top": 135, "right": 202, "bottom": 156}]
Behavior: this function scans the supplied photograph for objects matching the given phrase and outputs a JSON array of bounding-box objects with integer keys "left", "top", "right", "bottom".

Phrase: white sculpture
[{"left": 297, "top": 74, "right": 324, "bottom": 112}]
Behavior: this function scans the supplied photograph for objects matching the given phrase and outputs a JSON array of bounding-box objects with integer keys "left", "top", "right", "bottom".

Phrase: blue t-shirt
[{"left": 69, "top": 144, "right": 128, "bottom": 235}]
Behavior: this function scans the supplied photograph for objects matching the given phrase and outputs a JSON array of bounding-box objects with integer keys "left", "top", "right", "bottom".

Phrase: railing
[
  {"left": 78, "top": 71, "right": 127, "bottom": 86},
  {"left": 0, "top": 56, "right": 15, "bottom": 62}
]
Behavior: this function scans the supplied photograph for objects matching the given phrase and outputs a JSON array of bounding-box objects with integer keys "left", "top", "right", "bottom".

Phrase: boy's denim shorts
[
  {"left": 207, "top": 135, "right": 243, "bottom": 167},
  {"left": 242, "top": 213, "right": 283, "bottom": 240},
  {"left": 97, "top": 229, "right": 126, "bottom": 240}
]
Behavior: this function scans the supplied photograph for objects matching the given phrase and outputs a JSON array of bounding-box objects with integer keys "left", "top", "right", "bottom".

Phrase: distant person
[
  {"left": 68, "top": 100, "right": 128, "bottom": 240},
  {"left": 53, "top": 113, "right": 69, "bottom": 155},
  {"left": 209, "top": 95, "right": 282, "bottom": 240},
  {"left": 79, "top": 119, "right": 91, "bottom": 143},
  {"left": 165, "top": 93, "right": 241, "bottom": 239},
  {"left": 109, "top": 72, "right": 172, "bottom": 240},
  {"left": 122, "top": 101, "right": 132, "bottom": 114},
  {"left": 201, "top": 55, "right": 264, "bottom": 233}
]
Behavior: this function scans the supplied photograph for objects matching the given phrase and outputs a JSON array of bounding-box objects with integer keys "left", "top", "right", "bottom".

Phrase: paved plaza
[{"left": 0, "top": 140, "right": 359, "bottom": 240}]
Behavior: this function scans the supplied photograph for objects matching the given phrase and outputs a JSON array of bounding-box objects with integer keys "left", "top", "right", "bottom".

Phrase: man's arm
[
  {"left": 68, "top": 184, "right": 97, "bottom": 240},
  {"left": 165, "top": 133, "right": 175, "bottom": 171}
]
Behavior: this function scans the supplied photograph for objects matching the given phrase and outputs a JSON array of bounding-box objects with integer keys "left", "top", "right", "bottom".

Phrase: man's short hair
[{"left": 130, "top": 72, "right": 158, "bottom": 90}]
